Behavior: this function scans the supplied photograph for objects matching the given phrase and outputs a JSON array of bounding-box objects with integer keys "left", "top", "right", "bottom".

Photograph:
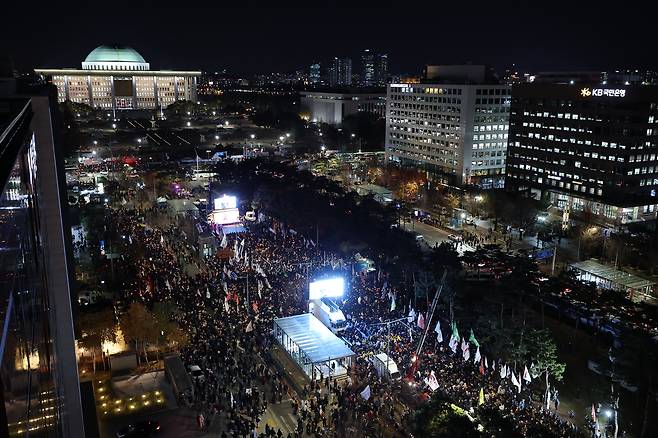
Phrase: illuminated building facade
[
  {"left": 506, "top": 83, "right": 658, "bottom": 224},
  {"left": 300, "top": 90, "right": 386, "bottom": 125},
  {"left": 35, "top": 45, "right": 200, "bottom": 111},
  {"left": 0, "top": 86, "right": 85, "bottom": 436},
  {"left": 386, "top": 66, "right": 511, "bottom": 187}
]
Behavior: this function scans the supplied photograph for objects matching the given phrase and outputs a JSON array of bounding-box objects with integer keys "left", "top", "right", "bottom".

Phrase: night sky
[{"left": 1, "top": 1, "right": 655, "bottom": 76}]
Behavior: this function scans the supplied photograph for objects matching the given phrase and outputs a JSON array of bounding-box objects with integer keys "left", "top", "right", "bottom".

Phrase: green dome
[{"left": 84, "top": 45, "right": 146, "bottom": 64}]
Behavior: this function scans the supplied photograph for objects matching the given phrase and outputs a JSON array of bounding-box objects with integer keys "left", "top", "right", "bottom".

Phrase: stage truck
[{"left": 308, "top": 277, "right": 348, "bottom": 334}]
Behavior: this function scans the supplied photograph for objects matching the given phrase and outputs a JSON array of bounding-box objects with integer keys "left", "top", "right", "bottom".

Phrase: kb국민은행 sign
[{"left": 581, "top": 87, "right": 626, "bottom": 98}]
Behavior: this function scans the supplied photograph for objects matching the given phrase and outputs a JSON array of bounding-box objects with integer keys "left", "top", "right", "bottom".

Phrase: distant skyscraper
[
  {"left": 361, "top": 49, "right": 375, "bottom": 86},
  {"left": 309, "top": 62, "right": 321, "bottom": 85},
  {"left": 375, "top": 54, "right": 388, "bottom": 86},
  {"left": 328, "top": 57, "right": 352, "bottom": 86}
]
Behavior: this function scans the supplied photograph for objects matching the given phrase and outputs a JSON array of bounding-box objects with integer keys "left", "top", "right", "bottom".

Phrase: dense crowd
[{"left": 108, "top": 203, "right": 589, "bottom": 437}]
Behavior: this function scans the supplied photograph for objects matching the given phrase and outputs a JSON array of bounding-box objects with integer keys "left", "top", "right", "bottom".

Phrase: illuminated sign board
[
  {"left": 309, "top": 277, "right": 345, "bottom": 300},
  {"left": 214, "top": 194, "right": 237, "bottom": 210},
  {"left": 208, "top": 208, "right": 240, "bottom": 225},
  {"left": 581, "top": 88, "right": 626, "bottom": 98}
]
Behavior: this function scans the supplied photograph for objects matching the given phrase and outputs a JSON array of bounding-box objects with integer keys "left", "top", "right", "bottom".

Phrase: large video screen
[
  {"left": 214, "top": 194, "right": 237, "bottom": 210},
  {"left": 309, "top": 277, "right": 345, "bottom": 300}
]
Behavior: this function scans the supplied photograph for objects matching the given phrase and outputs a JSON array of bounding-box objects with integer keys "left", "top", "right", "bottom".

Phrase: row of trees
[{"left": 78, "top": 301, "right": 188, "bottom": 372}]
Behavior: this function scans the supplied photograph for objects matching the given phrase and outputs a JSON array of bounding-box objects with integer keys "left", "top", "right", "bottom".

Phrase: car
[
  {"left": 448, "top": 234, "right": 462, "bottom": 242},
  {"left": 415, "top": 234, "right": 424, "bottom": 241},
  {"left": 116, "top": 420, "right": 161, "bottom": 437}
]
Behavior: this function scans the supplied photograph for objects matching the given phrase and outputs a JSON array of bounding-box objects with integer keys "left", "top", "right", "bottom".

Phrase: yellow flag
[{"left": 478, "top": 388, "right": 485, "bottom": 406}]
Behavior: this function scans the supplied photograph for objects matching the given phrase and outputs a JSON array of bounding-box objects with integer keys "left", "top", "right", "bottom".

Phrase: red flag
[
  {"left": 252, "top": 301, "right": 259, "bottom": 313},
  {"left": 479, "top": 360, "right": 485, "bottom": 375}
]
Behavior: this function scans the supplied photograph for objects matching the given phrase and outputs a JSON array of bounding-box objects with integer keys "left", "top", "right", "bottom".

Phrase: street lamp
[
  {"left": 93, "top": 140, "right": 98, "bottom": 146},
  {"left": 321, "top": 145, "right": 326, "bottom": 152},
  {"left": 186, "top": 121, "right": 191, "bottom": 127},
  {"left": 250, "top": 134, "right": 255, "bottom": 140},
  {"left": 137, "top": 139, "right": 142, "bottom": 144},
  {"left": 351, "top": 133, "right": 356, "bottom": 138},
  {"left": 225, "top": 121, "right": 229, "bottom": 126},
  {"left": 215, "top": 135, "right": 219, "bottom": 140},
  {"left": 111, "top": 123, "right": 116, "bottom": 129},
  {"left": 279, "top": 136, "right": 284, "bottom": 141},
  {"left": 212, "top": 111, "right": 216, "bottom": 116},
  {"left": 286, "top": 133, "right": 290, "bottom": 138}
]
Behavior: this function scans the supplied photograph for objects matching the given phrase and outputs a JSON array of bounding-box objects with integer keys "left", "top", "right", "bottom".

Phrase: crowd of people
[{"left": 106, "top": 201, "right": 590, "bottom": 437}]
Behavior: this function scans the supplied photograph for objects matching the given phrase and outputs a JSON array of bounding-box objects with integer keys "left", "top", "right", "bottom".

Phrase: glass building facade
[{"left": 1, "top": 93, "right": 85, "bottom": 437}]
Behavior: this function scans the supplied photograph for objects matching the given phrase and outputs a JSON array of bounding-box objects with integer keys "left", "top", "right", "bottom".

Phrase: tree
[
  {"left": 526, "top": 329, "right": 566, "bottom": 409},
  {"left": 78, "top": 308, "right": 117, "bottom": 373},
  {"left": 120, "top": 303, "right": 158, "bottom": 364}
]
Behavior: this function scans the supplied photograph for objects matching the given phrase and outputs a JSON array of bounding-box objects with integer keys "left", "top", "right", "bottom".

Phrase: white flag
[
  {"left": 360, "top": 385, "right": 371, "bottom": 401},
  {"left": 473, "top": 346, "right": 481, "bottom": 365},
  {"left": 426, "top": 371, "right": 439, "bottom": 391},
  {"left": 523, "top": 365, "right": 532, "bottom": 383},
  {"left": 511, "top": 372, "right": 522, "bottom": 393},
  {"left": 390, "top": 294, "right": 396, "bottom": 312},
  {"left": 484, "top": 356, "right": 489, "bottom": 369},
  {"left": 462, "top": 344, "right": 470, "bottom": 362},
  {"left": 220, "top": 234, "right": 228, "bottom": 248},
  {"left": 435, "top": 321, "right": 443, "bottom": 343},
  {"left": 448, "top": 334, "right": 458, "bottom": 353},
  {"left": 407, "top": 308, "right": 416, "bottom": 324},
  {"left": 500, "top": 364, "right": 507, "bottom": 379},
  {"left": 245, "top": 321, "right": 253, "bottom": 333},
  {"left": 230, "top": 391, "right": 234, "bottom": 407},
  {"left": 257, "top": 280, "right": 263, "bottom": 299},
  {"left": 160, "top": 234, "right": 164, "bottom": 244}
]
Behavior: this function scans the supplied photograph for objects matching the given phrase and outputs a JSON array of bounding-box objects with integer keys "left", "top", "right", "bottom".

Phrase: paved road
[
  {"left": 401, "top": 220, "right": 475, "bottom": 255},
  {"left": 257, "top": 399, "right": 298, "bottom": 435}
]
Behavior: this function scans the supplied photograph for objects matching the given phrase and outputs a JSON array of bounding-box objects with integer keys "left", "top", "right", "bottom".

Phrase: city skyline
[{"left": 2, "top": 3, "right": 658, "bottom": 75}]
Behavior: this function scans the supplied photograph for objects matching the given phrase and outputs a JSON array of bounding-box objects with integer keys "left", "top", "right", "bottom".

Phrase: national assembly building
[{"left": 35, "top": 44, "right": 200, "bottom": 111}]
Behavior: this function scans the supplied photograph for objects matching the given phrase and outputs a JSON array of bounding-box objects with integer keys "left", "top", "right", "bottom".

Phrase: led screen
[{"left": 309, "top": 277, "right": 345, "bottom": 300}]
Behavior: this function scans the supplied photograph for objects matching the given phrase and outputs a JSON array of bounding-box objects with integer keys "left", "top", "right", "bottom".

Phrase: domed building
[{"left": 36, "top": 44, "right": 200, "bottom": 111}]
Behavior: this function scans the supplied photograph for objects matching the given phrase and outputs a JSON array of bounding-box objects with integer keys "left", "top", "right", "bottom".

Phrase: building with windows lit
[
  {"left": 35, "top": 45, "right": 200, "bottom": 111},
  {"left": 375, "top": 54, "right": 388, "bottom": 86},
  {"left": 300, "top": 89, "right": 386, "bottom": 125},
  {"left": 328, "top": 57, "right": 352, "bottom": 87},
  {"left": 309, "top": 63, "right": 321, "bottom": 85},
  {"left": 506, "top": 83, "right": 658, "bottom": 225},
  {"left": 1, "top": 80, "right": 86, "bottom": 436},
  {"left": 385, "top": 65, "right": 511, "bottom": 187},
  {"left": 361, "top": 50, "right": 375, "bottom": 86}
]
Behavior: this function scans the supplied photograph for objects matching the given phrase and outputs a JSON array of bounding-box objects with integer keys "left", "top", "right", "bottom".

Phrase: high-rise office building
[
  {"left": 385, "top": 65, "right": 511, "bottom": 188},
  {"left": 35, "top": 44, "right": 200, "bottom": 111},
  {"left": 506, "top": 82, "right": 658, "bottom": 225},
  {"left": 375, "top": 54, "right": 388, "bottom": 86},
  {"left": 361, "top": 49, "right": 375, "bottom": 87},
  {"left": 0, "top": 78, "right": 85, "bottom": 436},
  {"left": 328, "top": 57, "right": 352, "bottom": 87},
  {"left": 309, "top": 63, "right": 321, "bottom": 85}
]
